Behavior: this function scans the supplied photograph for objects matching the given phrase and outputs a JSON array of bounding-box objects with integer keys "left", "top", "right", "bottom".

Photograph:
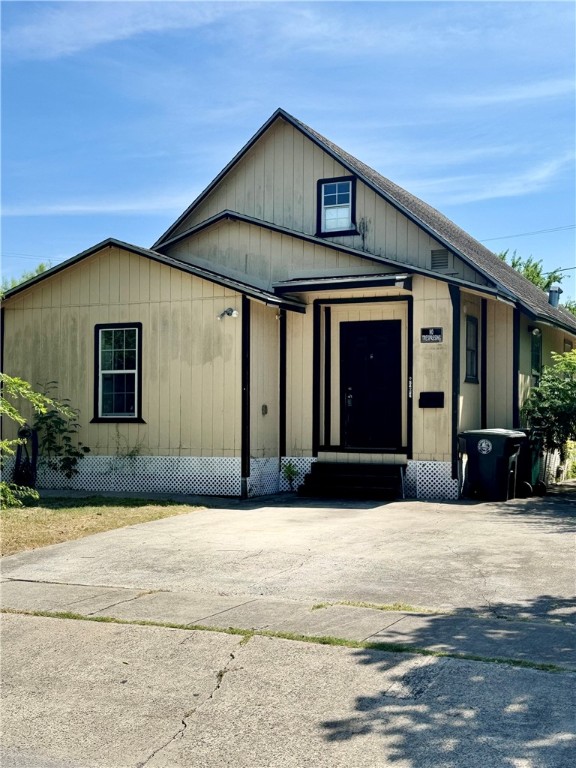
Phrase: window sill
[
  {"left": 464, "top": 377, "right": 479, "bottom": 385},
  {"left": 91, "top": 417, "right": 146, "bottom": 424},
  {"left": 316, "top": 228, "right": 359, "bottom": 239}
]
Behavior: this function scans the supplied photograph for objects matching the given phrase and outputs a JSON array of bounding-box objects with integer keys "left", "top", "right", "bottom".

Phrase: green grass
[
  {"left": 2, "top": 608, "right": 567, "bottom": 674},
  {"left": 1, "top": 497, "right": 202, "bottom": 556},
  {"left": 312, "top": 600, "right": 445, "bottom": 614}
]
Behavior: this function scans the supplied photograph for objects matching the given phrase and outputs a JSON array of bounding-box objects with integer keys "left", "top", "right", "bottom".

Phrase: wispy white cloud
[
  {"left": 2, "top": 2, "right": 243, "bottom": 60},
  {"left": 2, "top": 191, "right": 196, "bottom": 217},
  {"left": 404, "top": 153, "right": 575, "bottom": 206},
  {"left": 438, "top": 79, "right": 576, "bottom": 108}
]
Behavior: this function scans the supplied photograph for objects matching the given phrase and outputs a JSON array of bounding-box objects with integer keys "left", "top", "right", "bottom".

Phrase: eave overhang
[
  {"left": 274, "top": 273, "right": 412, "bottom": 293},
  {"left": 2, "top": 237, "right": 306, "bottom": 313}
]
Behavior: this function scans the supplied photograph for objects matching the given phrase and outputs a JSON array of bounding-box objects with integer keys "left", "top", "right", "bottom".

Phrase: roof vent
[
  {"left": 431, "top": 249, "right": 450, "bottom": 271},
  {"left": 548, "top": 285, "right": 563, "bottom": 307}
]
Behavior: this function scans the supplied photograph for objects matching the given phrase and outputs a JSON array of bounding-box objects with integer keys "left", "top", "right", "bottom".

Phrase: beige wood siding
[
  {"left": 166, "top": 118, "right": 490, "bottom": 287},
  {"left": 518, "top": 317, "right": 576, "bottom": 410},
  {"left": 485, "top": 301, "right": 514, "bottom": 428},
  {"left": 165, "top": 219, "right": 393, "bottom": 289},
  {"left": 2, "top": 245, "right": 242, "bottom": 456},
  {"left": 250, "top": 301, "right": 280, "bottom": 457},
  {"left": 285, "top": 309, "right": 314, "bottom": 456},
  {"left": 285, "top": 279, "right": 455, "bottom": 462},
  {"left": 411, "top": 277, "right": 453, "bottom": 461}
]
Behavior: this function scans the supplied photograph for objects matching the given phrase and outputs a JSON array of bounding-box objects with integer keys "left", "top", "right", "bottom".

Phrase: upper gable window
[{"left": 317, "top": 176, "right": 357, "bottom": 237}]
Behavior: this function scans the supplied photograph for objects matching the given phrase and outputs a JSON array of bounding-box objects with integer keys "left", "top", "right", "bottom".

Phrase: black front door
[{"left": 340, "top": 320, "right": 402, "bottom": 449}]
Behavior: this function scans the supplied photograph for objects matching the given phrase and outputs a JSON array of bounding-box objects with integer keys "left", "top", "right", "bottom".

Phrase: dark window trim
[
  {"left": 324, "top": 307, "right": 332, "bottom": 447},
  {"left": 91, "top": 322, "right": 144, "bottom": 423},
  {"left": 316, "top": 175, "right": 358, "bottom": 238},
  {"left": 464, "top": 315, "right": 479, "bottom": 384}
]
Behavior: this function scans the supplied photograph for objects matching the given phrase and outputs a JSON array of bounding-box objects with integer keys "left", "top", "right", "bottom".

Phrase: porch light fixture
[
  {"left": 527, "top": 326, "right": 541, "bottom": 337},
  {"left": 217, "top": 307, "right": 239, "bottom": 320}
]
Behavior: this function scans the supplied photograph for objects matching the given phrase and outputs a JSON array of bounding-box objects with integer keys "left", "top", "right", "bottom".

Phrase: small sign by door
[{"left": 421, "top": 327, "right": 443, "bottom": 343}]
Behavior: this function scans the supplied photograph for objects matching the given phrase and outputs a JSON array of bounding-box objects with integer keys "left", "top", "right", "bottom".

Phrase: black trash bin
[
  {"left": 458, "top": 429, "right": 527, "bottom": 501},
  {"left": 516, "top": 428, "right": 545, "bottom": 497}
]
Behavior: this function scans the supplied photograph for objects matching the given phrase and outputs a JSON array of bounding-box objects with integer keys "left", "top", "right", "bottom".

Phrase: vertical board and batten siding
[
  {"left": 285, "top": 307, "right": 314, "bottom": 457},
  {"left": 250, "top": 301, "right": 280, "bottom": 457},
  {"left": 485, "top": 301, "right": 514, "bottom": 429},
  {"left": 411, "top": 277, "right": 453, "bottom": 461},
  {"left": 165, "top": 118, "right": 489, "bottom": 287},
  {"left": 285, "top": 280, "right": 455, "bottom": 463},
  {"left": 165, "top": 220, "right": 392, "bottom": 288},
  {"left": 517, "top": 316, "right": 576, "bottom": 409},
  {"left": 2, "top": 246, "right": 242, "bottom": 456}
]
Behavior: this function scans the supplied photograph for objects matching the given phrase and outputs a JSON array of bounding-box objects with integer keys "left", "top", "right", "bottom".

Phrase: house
[{"left": 2, "top": 108, "right": 576, "bottom": 500}]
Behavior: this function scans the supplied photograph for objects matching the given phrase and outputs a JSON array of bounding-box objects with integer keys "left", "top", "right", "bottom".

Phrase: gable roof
[
  {"left": 2, "top": 238, "right": 306, "bottom": 313},
  {"left": 154, "top": 108, "right": 576, "bottom": 334}
]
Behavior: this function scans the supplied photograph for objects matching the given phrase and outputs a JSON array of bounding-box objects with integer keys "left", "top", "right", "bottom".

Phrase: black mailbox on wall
[{"left": 418, "top": 391, "right": 445, "bottom": 408}]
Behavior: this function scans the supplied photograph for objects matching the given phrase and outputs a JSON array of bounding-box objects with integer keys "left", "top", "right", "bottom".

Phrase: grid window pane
[
  {"left": 325, "top": 205, "right": 351, "bottom": 230},
  {"left": 101, "top": 331, "right": 113, "bottom": 350},
  {"left": 98, "top": 326, "right": 139, "bottom": 418},
  {"left": 322, "top": 180, "right": 352, "bottom": 232},
  {"left": 101, "top": 372, "right": 136, "bottom": 416}
]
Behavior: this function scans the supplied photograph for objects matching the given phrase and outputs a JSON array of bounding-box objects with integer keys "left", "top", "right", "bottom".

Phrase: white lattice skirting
[
  {"left": 24, "top": 456, "right": 244, "bottom": 497},
  {"left": 5, "top": 455, "right": 460, "bottom": 500},
  {"left": 404, "top": 461, "right": 460, "bottom": 500}
]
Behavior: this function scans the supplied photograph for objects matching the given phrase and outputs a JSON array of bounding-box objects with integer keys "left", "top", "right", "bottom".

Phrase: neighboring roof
[
  {"left": 2, "top": 238, "right": 306, "bottom": 313},
  {"left": 153, "top": 108, "right": 576, "bottom": 334}
]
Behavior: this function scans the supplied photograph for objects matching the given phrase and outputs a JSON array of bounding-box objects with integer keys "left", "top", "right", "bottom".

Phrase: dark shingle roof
[{"left": 290, "top": 112, "right": 576, "bottom": 333}]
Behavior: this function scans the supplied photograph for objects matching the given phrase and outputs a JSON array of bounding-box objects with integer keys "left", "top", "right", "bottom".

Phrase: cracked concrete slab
[
  {"left": 89, "top": 590, "right": 253, "bottom": 624},
  {"left": 2, "top": 497, "right": 574, "bottom": 620},
  {"left": 0, "top": 580, "right": 144, "bottom": 614},
  {"left": 2, "top": 614, "right": 574, "bottom": 768},
  {"left": 206, "top": 600, "right": 403, "bottom": 641},
  {"left": 365, "top": 613, "right": 576, "bottom": 669},
  {"left": 0, "top": 614, "right": 242, "bottom": 768}
]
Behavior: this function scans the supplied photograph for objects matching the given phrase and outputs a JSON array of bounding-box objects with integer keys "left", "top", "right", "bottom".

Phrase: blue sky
[{"left": 2, "top": 0, "right": 575, "bottom": 299}]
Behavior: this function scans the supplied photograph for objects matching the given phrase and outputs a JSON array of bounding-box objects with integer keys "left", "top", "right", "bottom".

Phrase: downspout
[{"left": 449, "top": 285, "right": 461, "bottom": 480}]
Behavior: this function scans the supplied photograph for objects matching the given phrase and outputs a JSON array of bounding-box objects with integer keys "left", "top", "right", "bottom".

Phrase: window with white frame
[
  {"left": 317, "top": 177, "right": 356, "bottom": 235},
  {"left": 93, "top": 323, "right": 143, "bottom": 421}
]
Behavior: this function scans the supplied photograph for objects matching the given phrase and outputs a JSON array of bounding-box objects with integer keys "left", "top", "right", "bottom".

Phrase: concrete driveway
[
  {"left": 2, "top": 492, "right": 575, "bottom": 619},
  {"left": 2, "top": 489, "right": 575, "bottom": 768}
]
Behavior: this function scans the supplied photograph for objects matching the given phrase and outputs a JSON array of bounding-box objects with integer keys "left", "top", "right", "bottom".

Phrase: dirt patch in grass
[{"left": 1, "top": 497, "right": 203, "bottom": 556}]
